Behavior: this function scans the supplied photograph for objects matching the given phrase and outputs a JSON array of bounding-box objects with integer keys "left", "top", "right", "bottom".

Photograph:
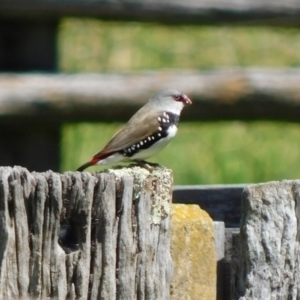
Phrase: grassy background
[{"left": 59, "top": 19, "right": 300, "bottom": 184}]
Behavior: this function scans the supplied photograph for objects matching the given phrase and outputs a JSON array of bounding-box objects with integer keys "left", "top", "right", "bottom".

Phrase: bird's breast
[{"left": 128, "top": 124, "right": 178, "bottom": 160}]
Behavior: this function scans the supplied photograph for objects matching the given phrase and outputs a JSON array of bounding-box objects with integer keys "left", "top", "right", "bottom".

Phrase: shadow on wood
[{"left": 0, "top": 166, "right": 172, "bottom": 299}]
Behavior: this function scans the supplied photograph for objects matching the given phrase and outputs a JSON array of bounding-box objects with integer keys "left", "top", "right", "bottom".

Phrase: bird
[{"left": 77, "top": 88, "right": 192, "bottom": 171}]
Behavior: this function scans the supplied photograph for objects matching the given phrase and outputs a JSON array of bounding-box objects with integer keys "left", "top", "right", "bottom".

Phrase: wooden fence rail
[
  {"left": 2, "top": 69, "right": 300, "bottom": 124},
  {"left": 2, "top": 0, "right": 300, "bottom": 26},
  {"left": 173, "top": 184, "right": 245, "bottom": 228},
  {"left": 0, "top": 166, "right": 173, "bottom": 299}
]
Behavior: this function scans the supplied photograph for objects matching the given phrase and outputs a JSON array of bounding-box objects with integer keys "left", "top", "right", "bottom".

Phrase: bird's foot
[{"left": 131, "top": 160, "right": 162, "bottom": 171}]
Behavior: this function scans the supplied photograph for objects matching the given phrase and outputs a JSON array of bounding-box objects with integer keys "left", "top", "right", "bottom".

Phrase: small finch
[{"left": 77, "top": 88, "right": 192, "bottom": 171}]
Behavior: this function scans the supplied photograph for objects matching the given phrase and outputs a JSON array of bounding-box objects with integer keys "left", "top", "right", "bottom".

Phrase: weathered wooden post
[
  {"left": 0, "top": 166, "right": 173, "bottom": 299},
  {"left": 232, "top": 180, "right": 300, "bottom": 299}
]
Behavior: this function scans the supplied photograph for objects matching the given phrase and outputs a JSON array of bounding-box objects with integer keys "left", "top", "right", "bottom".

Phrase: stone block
[{"left": 171, "top": 204, "right": 216, "bottom": 300}]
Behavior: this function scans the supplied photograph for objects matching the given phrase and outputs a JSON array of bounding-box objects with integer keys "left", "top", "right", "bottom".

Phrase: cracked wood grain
[{"left": 0, "top": 166, "right": 172, "bottom": 299}]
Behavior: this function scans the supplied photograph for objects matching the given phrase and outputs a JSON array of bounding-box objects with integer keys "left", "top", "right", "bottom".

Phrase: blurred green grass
[
  {"left": 59, "top": 19, "right": 300, "bottom": 71},
  {"left": 59, "top": 19, "right": 300, "bottom": 184},
  {"left": 62, "top": 121, "right": 300, "bottom": 184}
]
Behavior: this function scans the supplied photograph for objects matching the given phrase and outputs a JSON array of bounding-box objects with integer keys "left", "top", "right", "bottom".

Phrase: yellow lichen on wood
[{"left": 170, "top": 204, "right": 216, "bottom": 300}]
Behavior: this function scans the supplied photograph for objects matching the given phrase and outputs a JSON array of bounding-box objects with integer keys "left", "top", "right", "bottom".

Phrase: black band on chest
[{"left": 165, "top": 112, "right": 180, "bottom": 126}]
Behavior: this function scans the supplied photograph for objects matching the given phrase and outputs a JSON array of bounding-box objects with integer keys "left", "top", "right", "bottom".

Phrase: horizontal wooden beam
[
  {"left": 1, "top": 0, "right": 300, "bottom": 26},
  {"left": 2, "top": 69, "right": 300, "bottom": 124},
  {"left": 173, "top": 185, "right": 245, "bottom": 228}
]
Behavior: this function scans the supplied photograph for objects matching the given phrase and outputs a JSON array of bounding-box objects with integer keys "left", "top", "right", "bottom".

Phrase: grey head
[{"left": 146, "top": 88, "right": 192, "bottom": 115}]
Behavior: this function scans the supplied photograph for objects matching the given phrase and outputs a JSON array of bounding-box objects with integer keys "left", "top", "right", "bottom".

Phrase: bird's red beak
[{"left": 183, "top": 94, "right": 192, "bottom": 105}]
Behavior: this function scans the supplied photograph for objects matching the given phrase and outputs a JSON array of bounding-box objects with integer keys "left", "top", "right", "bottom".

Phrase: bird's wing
[{"left": 93, "top": 106, "right": 161, "bottom": 158}]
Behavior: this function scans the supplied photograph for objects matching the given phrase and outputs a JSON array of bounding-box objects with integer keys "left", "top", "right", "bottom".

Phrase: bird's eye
[{"left": 173, "top": 94, "right": 182, "bottom": 101}]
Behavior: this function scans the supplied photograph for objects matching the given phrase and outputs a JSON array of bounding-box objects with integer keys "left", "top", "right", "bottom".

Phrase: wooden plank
[
  {"left": 0, "top": 165, "right": 173, "bottom": 299},
  {"left": 214, "top": 222, "right": 225, "bottom": 262},
  {"left": 1, "top": 0, "right": 300, "bottom": 26},
  {"left": 233, "top": 181, "right": 300, "bottom": 299},
  {"left": 173, "top": 184, "right": 245, "bottom": 227},
  {"left": 2, "top": 69, "right": 300, "bottom": 124},
  {"left": 214, "top": 222, "right": 225, "bottom": 300}
]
